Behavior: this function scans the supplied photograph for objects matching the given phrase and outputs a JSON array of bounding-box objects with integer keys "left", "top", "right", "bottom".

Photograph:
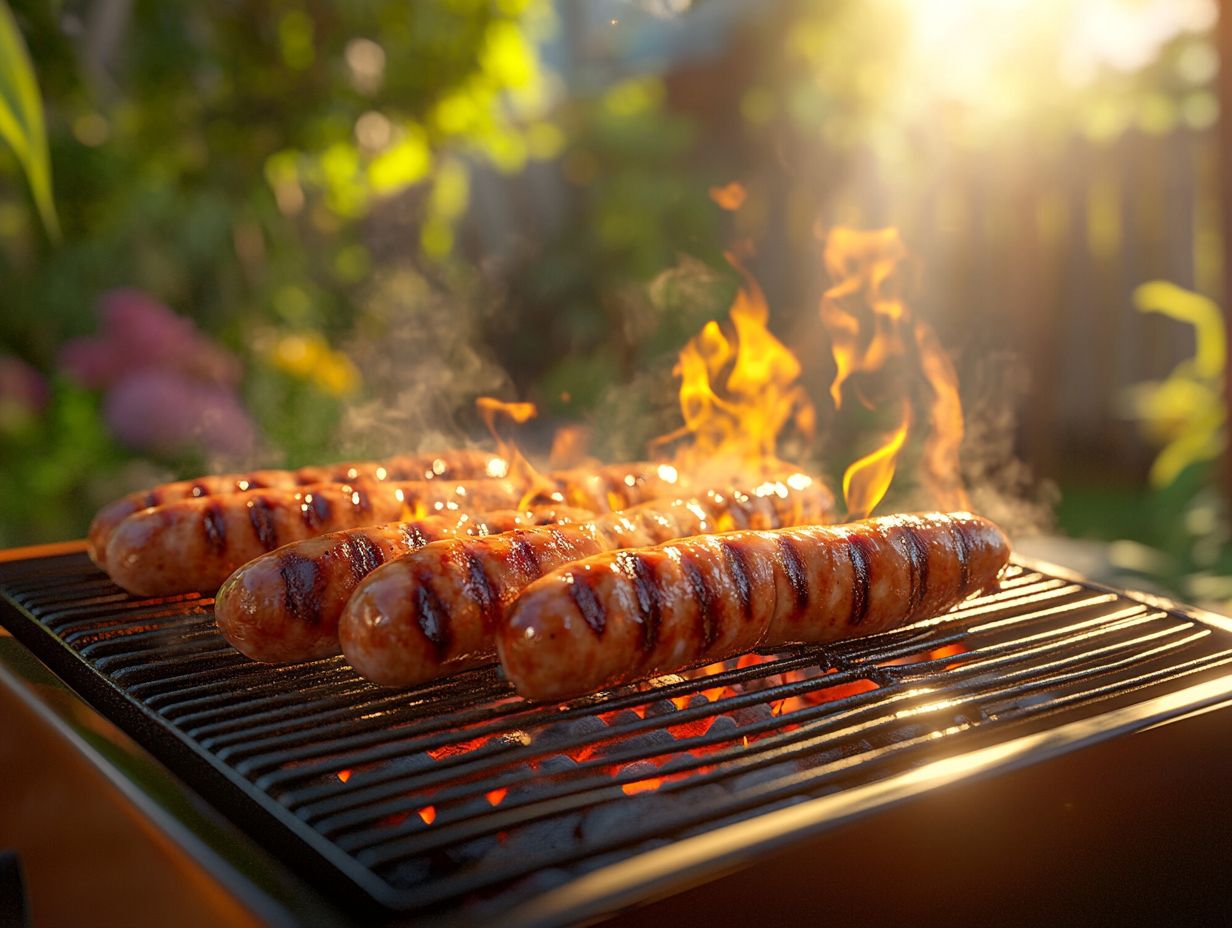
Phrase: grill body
[{"left": 2, "top": 546, "right": 1231, "bottom": 925}]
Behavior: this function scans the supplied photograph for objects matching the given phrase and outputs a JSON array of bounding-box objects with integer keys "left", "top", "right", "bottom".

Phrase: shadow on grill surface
[{"left": 2, "top": 553, "right": 1231, "bottom": 924}]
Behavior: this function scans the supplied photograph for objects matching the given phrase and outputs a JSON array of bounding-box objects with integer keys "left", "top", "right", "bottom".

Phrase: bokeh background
[{"left": 2, "top": 0, "right": 1229, "bottom": 608}]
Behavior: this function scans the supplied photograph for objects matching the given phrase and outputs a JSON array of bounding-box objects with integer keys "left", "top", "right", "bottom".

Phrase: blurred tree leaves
[
  {"left": 1124, "top": 281, "right": 1226, "bottom": 489},
  {"left": 0, "top": 0, "right": 57, "bottom": 238}
]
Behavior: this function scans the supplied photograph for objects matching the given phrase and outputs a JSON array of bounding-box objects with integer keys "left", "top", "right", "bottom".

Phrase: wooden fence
[{"left": 814, "top": 128, "right": 1221, "bottom": 484}]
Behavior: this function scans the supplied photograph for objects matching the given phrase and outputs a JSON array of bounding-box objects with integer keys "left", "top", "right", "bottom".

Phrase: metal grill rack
[{"left": 3, "top": 551, "right": 1232, "bottom": 925}]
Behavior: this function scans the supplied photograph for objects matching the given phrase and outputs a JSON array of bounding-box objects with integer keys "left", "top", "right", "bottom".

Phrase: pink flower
[
  {"left": 103, "top": 370, "right": 256, "bottom": 457},
  {"left": 0, "top": 355, "right": 49, "bottom": 431},
  {"left": 58, "top": 289, "right": 257, "bottom": 456},
  {"left": 60, "top": 289, "right": 241, "bottom": 388}
]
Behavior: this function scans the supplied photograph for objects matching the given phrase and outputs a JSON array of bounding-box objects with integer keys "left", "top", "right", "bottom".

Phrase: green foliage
[
  {"left": 1123, "top": 281, "right": 1226, "bottom": 488},
  {"left": 0, "top": 378, "right": 120, "bottom": 546},
  {"left": 0, "top": 1, "right": 571, "bottom": 541},
  {"left": 1118, "top": 281, "right": 1231, "bottom": 608},
  {"left": 0, "top": 0, "right": 57, "bottom": 238}
]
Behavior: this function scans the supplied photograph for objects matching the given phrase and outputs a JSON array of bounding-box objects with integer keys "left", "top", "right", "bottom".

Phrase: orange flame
[
  {"left": 417, "top": 805, "right": 437, "bottom": 825},
  {"left": 709, "top": 182, "right": 747, "bottom": 211},
  {"left": 843, "top": 410, "right": 910, "bottom": 520},
  {"left": 475, "top": 396, "right": 561, "bottom": 507},
  {"left": 819, "top": 228, "right": 968, "bottom": 517},
  {"left": 548, "top": 425, "right": 593, "bottom": 469},
  {"left": 658, "top": 251, "right": 815, "bottom": 479}
]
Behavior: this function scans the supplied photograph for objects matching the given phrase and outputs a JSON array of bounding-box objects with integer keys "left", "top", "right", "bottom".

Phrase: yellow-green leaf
[
  {"left": 1133, "top": 281, "right": 1225, "bottom": 380},
  {"left": 0, "top": 1, "right": 58, "bottom": 240}
]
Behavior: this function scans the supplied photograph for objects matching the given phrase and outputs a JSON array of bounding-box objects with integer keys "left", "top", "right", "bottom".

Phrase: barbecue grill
[{"left": 3, "top": 543, "right": 1232, "bottom": 926}]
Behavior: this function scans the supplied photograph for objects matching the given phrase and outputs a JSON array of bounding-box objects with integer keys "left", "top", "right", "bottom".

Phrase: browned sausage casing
[
  {"left": 340, "top": 476, "right": 834, "bottom": 686},
  {"left": 498, "top": 512, "right": 1010, "bottom": 702},
  {"left": 214, "top": 506, "right": 593, "bottom": 663},
  {"left": 546, "top": 462, "right": 685, "bottom": 512},
  {"left": 88, "top": 449, "right": 509, "bottom": 568},
  {"left": 104, "top": 479, "right": 529, "bottom": 596}
]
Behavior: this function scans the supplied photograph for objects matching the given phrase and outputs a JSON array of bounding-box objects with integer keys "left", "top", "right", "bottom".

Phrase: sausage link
[
  {"left": 339, "top": 475, "right": 834, "bottom": 686},
  {"left": 104, "top": 479, "right": 527, "bottom": 596},
  {"left": 215, "top": 506, "right": 592, "bottom": 662},
  {"left": 542, "top": 462, "right": 686, "bottom": 513},
  {"left": 88, "top": 449, "right": 508, "bottom": 568},
  {"left": 498, "top": 512, "right": 1010, "bottom": 702}
]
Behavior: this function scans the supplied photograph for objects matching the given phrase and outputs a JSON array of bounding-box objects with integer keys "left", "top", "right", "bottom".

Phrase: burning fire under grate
[{"left": 3, "top": 549, "right": 1232, "bottom": 924}]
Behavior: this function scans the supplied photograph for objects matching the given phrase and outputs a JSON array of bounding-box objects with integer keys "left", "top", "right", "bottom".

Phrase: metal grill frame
[{"left": 2, "top": 548, "right": 1232, "bottom": 927}]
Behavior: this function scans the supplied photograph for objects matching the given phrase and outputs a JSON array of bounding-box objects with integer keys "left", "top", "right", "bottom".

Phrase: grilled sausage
[
  {"left": 215, "top": 506, "right": 593, "bottom": 662},
  {"left": 104, "top": 479, "right": 530, "bottom": 597},
  {"left": 497, "top": 512, "right": 1009, "bottom": 702},
  {"left": 546, "top": 462, "right": 685, "bottom": 512},
  {"left": 340, "top": 475, "right": 834, "bottom": 686},
  {"left": 88, "top": 449, "right": 509, "bottom": 569}
]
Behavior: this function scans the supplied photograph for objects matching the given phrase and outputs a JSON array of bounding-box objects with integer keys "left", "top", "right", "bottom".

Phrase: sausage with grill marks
[
  {"left": 546, "top": 462, "right": 686, "bottom": 513},
  {"left": 339, "top": 476, "right": 835, "bottom": 686},
  {"left": 215, "top": 506, "right": 593, "bottom": 662},
  {"left": 104, "top": 478, "right": 529, "bottom": 597},
  {"left": 497, "top": 512, "right": 1010, "bottom": 702},
  {"left": 88, "top": 449, "right": 509, "bottom": 569}
]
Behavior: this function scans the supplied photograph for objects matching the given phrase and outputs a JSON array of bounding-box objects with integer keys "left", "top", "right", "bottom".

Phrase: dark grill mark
[
  {"left": 247, "top": 497, "right": 278, "bottom": 551},
  {"left": 777, "top": 535, "right": 809, "bottom": 615},
  {"left": 311, "top": 493, "right": 333, "bottom": 526},
  {"left": 143, "top": 491, "right": 158, "bottom": 508},
  {"left": 202, "top": 503, "right": 227, "bottom": 555},
  {"left": 681, "top": 555, "right": 718, "bottom": 652},
  {"left": 508, "top": 535, "right": 542, "bottom": 581},
  {"left": 847, "top": 534, "right": 873, "bottom": 626},
  {"left": 414, "top": 574, "right": 452, "bottom": 659},
  {"left": 462, "top": 550, "right": 499, "bottom": 630},
  {"left": 900, "top": 526, "right": 929, "bottom": 618},
  {"left": 301, "top": 496, "right": 321, "bottom": 530},
  {"left": 949, "top": 517, "right": 971, "bottom": 594},
  {"left": 280, "top": 553, "right": 322, "bottom": 626},
  {"left": 353, "top": 487, "right": 371, "bottom": 513},
  {"left": 720, "top": 540, "right": 752, "bottom": 620},
  {"left": 617, "top": 552, "right": 662, "bottom": 654},
  {"left": 569, "top": 574, "right": 608, "bottom": 637},
  {"left": 346, "top": 532, "right": 386, "bottom": 583},
  {"left": 401, "top": 523, "right": 428, "bottom": 549}
]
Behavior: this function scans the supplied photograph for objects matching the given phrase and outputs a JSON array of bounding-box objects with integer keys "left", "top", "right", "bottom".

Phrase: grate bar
[
  {"left": 328, "top": 612, "right": 1203, "bottom": 852},
  {"left": 277, "top": 594, "right": 1163, "bottom": 818}
]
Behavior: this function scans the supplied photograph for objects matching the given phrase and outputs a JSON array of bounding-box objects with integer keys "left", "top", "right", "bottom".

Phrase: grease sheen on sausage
[
  {"left": 497, "top": 512, "right": 1010, "bottom": 702},
  {"left": 545, "top": 462, "right": 686, "bottom": 512},
  {"left": 214, "top": 506, "right": 593, "bottom": 662},
  {"left": 104, "top": 478, "right": 531, "bottom": 596},
  {"left": 339, "top": 476, "right": 834, "bottom": 687},
  {"left": 87, "top": 449, "right": 509, "bottom": 568}
]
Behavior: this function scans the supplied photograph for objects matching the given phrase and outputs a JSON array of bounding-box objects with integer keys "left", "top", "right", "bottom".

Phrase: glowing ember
[
  {"left": 485, "top": 788, "right": 509, "bottom": 807},
  {"left": 621, "top": 777, "right": 665, "bottom": 796},
  {"left": 418, "top": 805, "right": 437, "bottom": 825},
  {"left": 336, "top": 769, "right": 352, "bottom": 783}
]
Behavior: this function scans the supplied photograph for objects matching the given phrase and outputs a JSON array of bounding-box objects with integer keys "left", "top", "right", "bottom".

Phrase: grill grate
[{"left": 3, "top": 551, "right": 1232, "bottom": 923}]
